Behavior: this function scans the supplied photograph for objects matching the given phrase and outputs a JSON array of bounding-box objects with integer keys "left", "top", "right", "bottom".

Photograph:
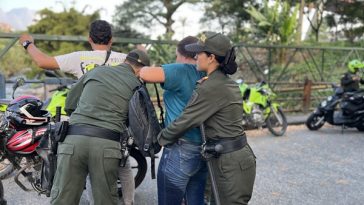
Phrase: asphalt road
[{"left": 2, "top": 124, "right": 364, "bottom": 205}]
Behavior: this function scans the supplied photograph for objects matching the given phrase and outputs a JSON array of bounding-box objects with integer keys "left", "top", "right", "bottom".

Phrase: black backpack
[{"left": 128, "top": 83, "right": 164, "bottom": 179}]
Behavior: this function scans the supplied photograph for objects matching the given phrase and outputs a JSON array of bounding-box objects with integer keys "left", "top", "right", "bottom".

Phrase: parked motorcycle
[
  {"left": 0, "top": 77, "right": 148, "bottom": 201},
  {"left": 0, "top": 75, "right": 71, "bottom": 180},
  {"left": 237, "top": 80, "right": 288, "bottom": 136},
  {"left": 306, "top": 84, "right": 364, "bottom": 131}
]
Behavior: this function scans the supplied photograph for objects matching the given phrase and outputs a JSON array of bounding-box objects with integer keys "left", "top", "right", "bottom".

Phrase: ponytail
[{"left": 216, "top": 47, "right": 238, "bottom": 75}]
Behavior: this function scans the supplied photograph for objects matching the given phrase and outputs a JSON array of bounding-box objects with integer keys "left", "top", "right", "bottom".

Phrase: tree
[
  {"left": 113, "top": 0, "right": 199, "bottom": 38},
  {"left": 304, "top": 0, "right": 327, "bottom": 42},
  {"left": 246, "top": 0, "right": 299, "bottom": 44},
  {"left": 28, "top": 7, "right": 100, "bottom": 55},
  {"left": 201, "top": 0, "right": 259, "bottom": 41},
  {"left": 325, "top": 1, "right": 364, "bottom": 43}
]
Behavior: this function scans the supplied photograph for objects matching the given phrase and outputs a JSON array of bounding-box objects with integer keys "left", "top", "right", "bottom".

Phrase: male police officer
[
  {"left": 20, "top": 20, "right": 136, "bottom": 205},
  {"left": 50, "top": 49, "right": 150, "bottom": 205}
]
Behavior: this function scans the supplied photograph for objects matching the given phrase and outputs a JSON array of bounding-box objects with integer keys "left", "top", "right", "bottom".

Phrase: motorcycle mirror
[
  {"left": 12, "top": 77, "right": 25, "bottom": 99},
  {"left": 235, "top": 79, "right": 243, "bottom": 84},
  {"left": 44, "top": 70, "right": 63, "bottom": 86},
  {"left": 44, "top": 70, "right": 58, "bottom": 78}
]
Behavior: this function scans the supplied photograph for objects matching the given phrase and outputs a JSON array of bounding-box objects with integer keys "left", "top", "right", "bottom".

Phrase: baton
[{"left": 200, "top": 124, "right": 221, "bottom": 205}]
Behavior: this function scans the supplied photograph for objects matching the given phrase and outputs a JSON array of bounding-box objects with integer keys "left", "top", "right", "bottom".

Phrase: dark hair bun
[
  {"left": 222, "top": 61, "right": 238, "bottom": 75},
  {"left": 221, "top": 47, "right": 237, "bottom": 75}
]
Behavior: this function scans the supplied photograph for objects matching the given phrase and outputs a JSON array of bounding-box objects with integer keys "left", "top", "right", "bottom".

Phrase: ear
[
  {"left": 88, "top": 37, "right": 93, "bottom": 44},
  {"left": 108, "top": 37, "right": 113, "bottom": 46},
  {"left": 209, "top": 54, "right": 216, "bottom": 64}
]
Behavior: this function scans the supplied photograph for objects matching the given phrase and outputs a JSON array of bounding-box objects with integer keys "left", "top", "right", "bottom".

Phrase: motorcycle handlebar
[{"left": 49, "top": 85, "right": 68, "bottom": 92}]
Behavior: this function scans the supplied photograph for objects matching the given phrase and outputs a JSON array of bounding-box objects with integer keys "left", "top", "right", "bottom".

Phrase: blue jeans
[{"left": 157, "top": 141, "right": 207, "bottom": 205}]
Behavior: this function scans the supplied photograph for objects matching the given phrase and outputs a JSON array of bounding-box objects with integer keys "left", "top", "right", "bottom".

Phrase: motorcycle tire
[
  {"left": 306, "top": 113, "right": 325, "bottom": 131},
  {"left": 0, "top": 180, "right": 6, "bottom": 205},
  {"left": 0, "top": 160, "right": 14, "bottom": 180},
  {"left": 356, "top": 125, "right": 364, "bottom": 132},
  {"left": 118, "top": 148, "right": 147, "bottom": 198},
  {"left": 266, "top": 107, "right": 287, "bottom": 136}
]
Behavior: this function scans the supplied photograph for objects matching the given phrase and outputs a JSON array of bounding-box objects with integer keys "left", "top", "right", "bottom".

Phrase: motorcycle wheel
[
  {"left": 0, "top": 179, "right": 6, "bottom": 205},
  {"left": 356, "top": 125, "right": 364, "bottom": 132},
  {"left": 0, "top": 160, "right": 14, "bottom": 180},
  {"left": 266, "top": 107, "right": 287, "bottom": 136},
  {"left": 118, "top": 148, "right": 147, "bottom": 198},
  {"left": 306, "top": 113, "right": 325, "bottom": 131}
]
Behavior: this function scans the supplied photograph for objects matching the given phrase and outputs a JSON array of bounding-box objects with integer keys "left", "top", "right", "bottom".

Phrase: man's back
[
  {"left": 55, "top": 50, "right": 127, "bottom": 79},
  {"left": 68, "top": 63, "right": 140, "bottom": 132}
]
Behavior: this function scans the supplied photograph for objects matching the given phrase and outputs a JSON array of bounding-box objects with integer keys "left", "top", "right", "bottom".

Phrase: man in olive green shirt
[{"left": 51, "top": 49, "right": 150, "bottom": 205}]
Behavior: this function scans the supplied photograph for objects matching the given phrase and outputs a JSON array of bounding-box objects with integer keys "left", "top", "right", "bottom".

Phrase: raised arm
[
  {"left": 139, "top": 66, "right": 165, "bottom": 83},
  {"left": 19, "top": 34, "right": 59, "bottom": 70}
]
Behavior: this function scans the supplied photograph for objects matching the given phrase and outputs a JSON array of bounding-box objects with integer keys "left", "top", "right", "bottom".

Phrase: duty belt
[
  {"left": 67, "top": 124, "right": 121, "bottom": 142},
  {"left": 203, "top": 134, "right": 247, "bottom": 155}
]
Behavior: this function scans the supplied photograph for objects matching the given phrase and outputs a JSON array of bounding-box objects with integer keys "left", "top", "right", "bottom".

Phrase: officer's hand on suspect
[{"left": 157, "top": 130, "right": 175, "bottom": 147}]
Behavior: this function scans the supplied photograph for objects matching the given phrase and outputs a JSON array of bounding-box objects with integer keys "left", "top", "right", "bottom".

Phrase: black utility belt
[
  {"left": 67, "top": 124, "right": 121, "bottom": 142},
  {"left": 204, "top": 134, "right": 247, "bottom": 155}
]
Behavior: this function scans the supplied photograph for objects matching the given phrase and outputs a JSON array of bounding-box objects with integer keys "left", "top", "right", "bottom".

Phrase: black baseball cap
[
  {"left": 185, "top": 32, "right": 232, "bottom": 57},
  {"left": 126, "top": 49, "right": 150, "bottom": 66}
]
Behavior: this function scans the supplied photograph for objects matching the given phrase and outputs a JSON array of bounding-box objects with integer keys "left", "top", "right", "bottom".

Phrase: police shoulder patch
[{"left": 197, "top": 76, "right": 208, "bottom": 85}]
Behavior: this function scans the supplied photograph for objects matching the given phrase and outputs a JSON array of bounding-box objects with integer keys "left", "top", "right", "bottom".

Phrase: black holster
[
  {"left": 54, "top": 121, "right": 69, "bottom": 143},
  {"left": 202, "top": 135, "right": 247, "bottom": 159},
  {"left": 120, "top": 129, "right": 132, "bottom": 167}
]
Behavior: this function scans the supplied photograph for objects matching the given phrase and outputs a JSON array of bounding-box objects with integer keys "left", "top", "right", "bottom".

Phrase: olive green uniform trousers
[
  {"left": 50, "top": 135, "right": 121, "bottom": 205},
  {"left": 209, "top": 145, "right": 256, "bottom": 205}
]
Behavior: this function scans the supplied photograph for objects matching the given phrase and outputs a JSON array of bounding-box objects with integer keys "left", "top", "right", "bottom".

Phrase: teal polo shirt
[{"left": 161, "top": 63, "right": 205, "bottom": 144}]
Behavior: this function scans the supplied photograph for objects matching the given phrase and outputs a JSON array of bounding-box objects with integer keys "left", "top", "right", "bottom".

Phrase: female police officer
[{"left": 158, "top": 32, "right": 256, "bottom": 205}]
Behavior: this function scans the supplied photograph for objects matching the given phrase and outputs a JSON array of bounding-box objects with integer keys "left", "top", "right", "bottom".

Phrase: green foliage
[
  {"left": 148, "top": 39, "right": 177, "bottom": 66},
  {"left": 0, "top": 40, "right": 36, "bottom": 78},
  {"left": 28, "top": 8, "right": 100, "bottom": 55},
  {"left": 201, "top": 0, "right": 258, "bottom": 41},
  {"left": 113, "top": 0, "right": 198, "bottom": 38},
  {"left": 246, "top": 0, "right": 299, "bottom": 44}
]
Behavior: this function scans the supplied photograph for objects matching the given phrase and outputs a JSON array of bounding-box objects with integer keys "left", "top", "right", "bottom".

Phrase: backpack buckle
[{"left": 143, "top": 144, "right": 149, "bottom": 151}]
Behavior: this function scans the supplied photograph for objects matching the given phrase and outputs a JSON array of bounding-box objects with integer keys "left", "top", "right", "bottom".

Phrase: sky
[{"left": 0, "top": 0, "right": 205, "bottom": 40}]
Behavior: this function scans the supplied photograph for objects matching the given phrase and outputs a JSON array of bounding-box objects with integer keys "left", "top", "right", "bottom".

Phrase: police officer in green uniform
[
  {"left": 50, "top": 49, "right": 150, "bottom": 205},
  {"left": 158, "top": 32, "right": 256, "bottom": 205}
]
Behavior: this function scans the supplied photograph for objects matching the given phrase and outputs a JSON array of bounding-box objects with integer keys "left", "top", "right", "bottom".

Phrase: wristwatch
[{"left": 22, "top": 40, "right": 33, "bottom": 50}]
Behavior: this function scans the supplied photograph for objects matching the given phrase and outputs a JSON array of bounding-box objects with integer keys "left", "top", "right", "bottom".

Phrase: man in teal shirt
[{"left": 140, "top": 36, "right": 207, "bottom": 205}]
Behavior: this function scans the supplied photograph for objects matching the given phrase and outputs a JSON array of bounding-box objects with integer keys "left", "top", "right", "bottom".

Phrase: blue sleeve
[{"left": 161, "top": 63, "right": 187, "bottom": 92}]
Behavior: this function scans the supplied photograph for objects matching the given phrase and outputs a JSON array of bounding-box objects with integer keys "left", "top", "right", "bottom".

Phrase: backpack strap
[
  {"left": 150, "top": 149, "right": 156, "bottom": 179},
  {"left": 153, "top": 83, "right": 165, "bottom": 128},
  {"left": 102, "top": 50, "right": 112, "bottom": 66}
]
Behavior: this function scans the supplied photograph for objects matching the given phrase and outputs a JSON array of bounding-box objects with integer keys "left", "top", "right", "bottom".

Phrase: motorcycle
[
  {"left": 0, "top": 75, "right": 71, "bottom": 180},
  {"left": 0, "top": 77, "right": 148, "bottom": 202},
  {"left": 306, "top": 84, "right": 364, "bottom": 131},
  {"left": 237, "top": 80, "right": 288, "bottom": 136}
]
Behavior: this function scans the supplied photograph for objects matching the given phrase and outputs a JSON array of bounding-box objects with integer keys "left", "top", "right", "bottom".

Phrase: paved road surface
[{"left": 2, "top": 124, "right": 364, "bottom": 205}]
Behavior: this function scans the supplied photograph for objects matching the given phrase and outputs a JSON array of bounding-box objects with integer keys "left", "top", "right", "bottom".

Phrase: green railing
[{"left": 1, "top": 32, "right": 364, "bottom": 112}]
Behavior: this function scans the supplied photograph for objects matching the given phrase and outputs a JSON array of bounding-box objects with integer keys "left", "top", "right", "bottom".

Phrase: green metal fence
[{"left": 1, "top": 32, "right": 364, "bottom": 112}]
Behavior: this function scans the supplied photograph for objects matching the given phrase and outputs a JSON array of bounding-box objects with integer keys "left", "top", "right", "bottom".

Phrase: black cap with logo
[
  {"left": 126, "top": 49, "right": 150, "bottom": 66},
  {"left": 184, "top": 32, "right": 232, "bottom": 57}
]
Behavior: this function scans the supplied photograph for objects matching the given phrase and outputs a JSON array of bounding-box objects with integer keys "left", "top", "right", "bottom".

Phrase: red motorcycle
[
  {"left": 0, "top": 94, "right": 55, "bottom": 198},
  {"left": 0, "top": 78, "right": 148, "bottom": 204}
]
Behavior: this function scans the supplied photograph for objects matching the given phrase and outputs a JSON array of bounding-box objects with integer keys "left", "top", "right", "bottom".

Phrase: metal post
[
  {"left": 0, "top": 73, "right": 5, "bottom": 98},
  {"left": 268, "top": 48, "right": 272, "bottom": 84},
  {"left": 303, "top": 78, "right": 312, "bottom": 113}
]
